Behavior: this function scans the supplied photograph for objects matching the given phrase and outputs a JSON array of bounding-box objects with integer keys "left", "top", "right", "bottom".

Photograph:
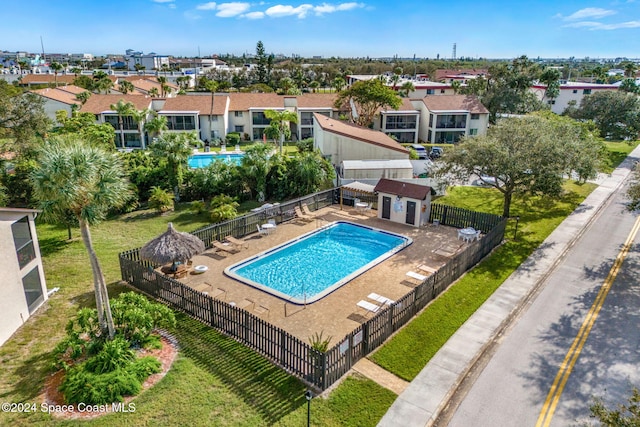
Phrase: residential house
[
  {"left": 313, "top": 112, "right": 409, "bottom": 168},
  {"left": 31, "top": 85, "right": 86, "bottom": 120},
  {"left": 159, "top": 94, "right": 229, "bottom": 141},
  {"left": 530, "top": 81, "right": 619, "bottom": 114},
  {"left": 346, "top": 74, "right": 455, "bottom": 98},
  {"left": 411, "top": 95, "right": 490, "bottom": 144},
  {"left": 0, "top": 208, "right": 48, "bottom": 347},
  {"left": 375, "top": 98, "right": 420, "bottom": 143},
  {"left": 373, "top": 178, "right": 432, "bottom": 227},
  {"left": 80, "top": 94, "right": 153, "bottom": 149}
]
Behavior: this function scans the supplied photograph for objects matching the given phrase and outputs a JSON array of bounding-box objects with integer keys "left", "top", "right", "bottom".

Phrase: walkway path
[{"left": 352, "top": 358, "right": 409, "bottom": 395}]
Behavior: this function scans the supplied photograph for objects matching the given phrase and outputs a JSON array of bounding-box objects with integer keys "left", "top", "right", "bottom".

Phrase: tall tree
[
  {"left": 50, "top": 62, "right": 64, "bottom": 87},
  {"left": 334, "top": 78, "right": 402, "bottom": 127},
  {"left": 118, "top": 80, "right": 135, "bottom": 94},
  {"left": 623, "top": 62, "right": 637, "bottom": 79},
  {"left": 30, "top": 136, "right": 131, "bottom": 339},
  {"left": 264, "top": 109, "right": 298, "bottom": 155},
  {"left": 54, "top": 111, "right": 116, "bottom": 150},
  {"left": 75, "top": 91, "right": 91, "bottom": 105},
  {"left": 109, "top": 100, "right": 135, "bottom": 149},
  {"left": 567, "top": 90, "right": 640, "bottom": 140},
  {"left": 157, "top": 76, "right": 168, "bottom": 97},
  {"left": 435, "top": 114, "right": 604, "bottom": 217},
  {"left": 256, "top": 41, "right": 268, "bottom": 84},
  {"left": 539, "top": 67, "right": 562, "bottom": 103},
  {"left": 150, "top": 132, "right": 196, "bottom": 199},
  {"left": 204, "top": 80, "right": 218, "bottom": 141},
  {"left": 0, "top": 81, "right": 50, "bottom": 144},
  {"left": 240, "top": 143, "right": 272, "bottom": 202},
  {"left": 144, "top": 113, "right": 168, "bottom": 141},
  {"left": 130, "top": 108, "right": 150, "bottom": 148}
]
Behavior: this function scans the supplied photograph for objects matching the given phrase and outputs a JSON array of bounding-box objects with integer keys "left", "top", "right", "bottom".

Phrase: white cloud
[
  {"left": 265, "top": 4, "right": 314, "bottom": 18},
  {"left": 216, "top": 2, "right": 250, "bottom": 17},
  {"left": 196, "top": 2, "right": 217, "bottom": 10},
  {"left": 564, "top": 20, "right": 640, "bottom": 30},
  {"left": 563, "top": 7, "right": 616, "bottom": 21},
  {"left": 312, "top": 2, "right": 365, "bottom": 15},
  {"left": 244, "top": 11, "right": 265, "bottom": 19}
]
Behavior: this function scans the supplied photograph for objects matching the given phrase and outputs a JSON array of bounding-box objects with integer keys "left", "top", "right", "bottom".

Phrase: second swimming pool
[{"left": 224, "top": 221, "right": 411, "bottom": 304}]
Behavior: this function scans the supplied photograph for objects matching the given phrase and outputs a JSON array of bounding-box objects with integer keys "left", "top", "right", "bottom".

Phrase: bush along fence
[{"left": 119, "top": 192, "right": 506, "bottom": 390}]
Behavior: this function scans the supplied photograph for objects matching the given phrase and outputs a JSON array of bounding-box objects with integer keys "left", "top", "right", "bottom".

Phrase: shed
[
  {"left": 373, "top": 178, "right": 432, "bottom": 227},
  {"left": 341, "top": 159, "right": 414, "bottom": 180}
]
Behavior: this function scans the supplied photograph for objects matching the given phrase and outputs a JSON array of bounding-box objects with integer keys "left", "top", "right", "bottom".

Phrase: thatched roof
[{"left": 140, "top": 223, "right": 205, "bottom": 265}]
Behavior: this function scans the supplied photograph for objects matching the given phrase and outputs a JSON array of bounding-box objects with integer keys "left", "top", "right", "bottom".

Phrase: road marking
[{"left": 535, "top": 215, "right": 640, "bottom": 427}]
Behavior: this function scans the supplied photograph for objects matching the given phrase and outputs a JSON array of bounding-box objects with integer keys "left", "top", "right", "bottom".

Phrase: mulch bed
[{"left": 40, "top": 334, "right": 178, "bottom": 420}]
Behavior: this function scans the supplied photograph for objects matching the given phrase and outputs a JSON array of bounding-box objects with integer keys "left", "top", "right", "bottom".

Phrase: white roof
[
  {"left": 341, "top": 181, "right": 377, "bottom": 193},
  {"left": 341, "top": 159, "right": 413, "bottom": 170}
]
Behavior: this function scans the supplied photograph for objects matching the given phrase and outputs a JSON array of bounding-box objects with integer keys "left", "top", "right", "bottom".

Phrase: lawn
[
  {"left": 369, "top": 181, "right": 597, "bottom": 380},
  {"left": 0, "top": 204, "right": 395, "bottom": 427},
  {"left": 602, "top": 140, "right": 639, "bottom": 173}
]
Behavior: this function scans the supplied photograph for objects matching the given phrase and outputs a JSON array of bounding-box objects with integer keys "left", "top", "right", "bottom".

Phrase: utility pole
[{"left": 40, "top": 35, "right": 46, "bottom": 63}]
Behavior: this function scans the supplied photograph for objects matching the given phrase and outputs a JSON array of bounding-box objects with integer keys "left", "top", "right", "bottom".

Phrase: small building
[
  {"left": 341, "top": 159, "right": 414, "bottom": 180},
  {"left": 373, "top": 178, "right": 432, "bottom": 227},
  {"left": 0, "top": 208, "right": 48, "bottom": 346}
]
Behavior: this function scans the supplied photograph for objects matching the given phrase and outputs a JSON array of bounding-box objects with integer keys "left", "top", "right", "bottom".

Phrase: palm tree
[
  {"left": 144, "top": 113, "right": 168, "bottom": 141},
  {"left": 399, "top": 81, "right": 416, "bottom": 97},
  {"left": 204, "top": 80, "right": 218, "bottom": 141},
  {"left": 240, "top": 143, "right": 272, "bottom": 202},
  {"left": 50, "top": 62, "right": 64, "bottom": 87},
  {"left": 30, "top": 136, "right": 132, "bottom": 340},
  {"left": 148, "top": 87, "right": 160, "bottom": 97},
  {"left": 157, "top": 76, "right": 168, "bottom": 97},
  {"left": 150, "top": 132, "right": 196, "bottom": 199},
  {"left": 76, "top": 91, "right": 91, "bottom": 105},
  {"left": 118, "top": 80, "right": 135, "bottom": 94},
  {"left": 450, "top": 80, "right": 462, "bottom": 94},
  {"left": 109, "top": 100, "right": 135, "bottom": 149},
  {"left": 624, "top": 62, "right": 637, "bottom": 79},
  {"left": 264, "top": 109, "right": 299, "bottom": 155},
  {"left": 130, "top": 108, "right": 150, "bottom": 148},
  {"left": 333, "top": 77, "right": 346, "bottom": 93}
]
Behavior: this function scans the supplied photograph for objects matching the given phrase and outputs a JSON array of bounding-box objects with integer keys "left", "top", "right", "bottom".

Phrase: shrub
[
  {"left": 85, "top": 337, "right": 135, "bottom": 374},
  {"left": 60, "top": 365, "right": 142, "bottom": 404},
  {"left": 295, "top": 137, "right": 314, "bottom": 153},
  {"left": 209, "top": 194, "right": 239, "bottom": 223},
  {"left": 110, "top": 292, "right": 176, "bottom": 347},
  {"left": 148, "top": 186, "right": 174, "bottom": 213},
  {"left": 225, "top": 132, "right": 241, "bottom": 146},
  {"left": 190, "top": 200, "right": 206, "bottom": 214}
]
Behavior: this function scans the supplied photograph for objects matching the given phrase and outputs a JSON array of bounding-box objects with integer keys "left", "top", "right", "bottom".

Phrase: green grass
[
  {"left": 0, "top": 203, "right": 395, "bottom": 426},
  {"left": 602, "top": 140, "right": 639, "bottom": 173},
  {"left": 369, "top": 181, "right": 597, "bottom": 380}
]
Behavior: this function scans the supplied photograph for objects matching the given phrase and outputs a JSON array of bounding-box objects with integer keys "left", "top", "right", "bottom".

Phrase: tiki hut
[{"left": 140, "top": 222, "right": 205, "bottom": 270}]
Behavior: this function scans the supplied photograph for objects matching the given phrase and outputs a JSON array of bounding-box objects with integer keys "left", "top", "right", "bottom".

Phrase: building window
[
  {"left": 12, "top": 216, "right": 36, "bottom": 269},
  {"left": 547, "top": 100, "right": 556, "bottom": 105},
  {"left": 252, "top": 111, "right": 271, "bottom": 125},
  {"left": 104, "top": 115, "right": 138, "bottom": 130},
  {"left": 440, "top": 89, "right": 446, "bottom": 94},
  {"left": 234, "top": 111, "right": 243, "bottom": 117},
  {"left": 235, "top": 125, "right": 244, "bottom": 133},
  {"left": 470, "top": 113, "right": 480, "bottom": 120},
  {"left": 300, "top": 111, "right": 314, "bottom": 126},
  {"left": 429, "top": 114, "right": 434, "bottom": 127},
  {"left": 436, "top": 114, "right": 467, "bottom": 129},
  {"left": 166, "top": 115, "right": 196, "bottom": 131},
  {"left": 583, "top": 89, "right": 592, "bottom": 95},
  {"left": 426, "top": 89, "right": 435, "bottom": 95},
  {"left": 470, "top": 128, "right": 478, "bottom": 136},
  {"left": 22, "top": 266, "right": 44, "bottom": 314},
  {"left": 301, "top": 127, "right": 313, "bottom": 139},
  {"left": 386, "top": 131, "right": 415, "bottom": 143},
  {"left": 572, "top": 89, "right": 578, "bottom": 94},
  {"left": 385, "top": 115, "right": 417, "bottom": 130}
]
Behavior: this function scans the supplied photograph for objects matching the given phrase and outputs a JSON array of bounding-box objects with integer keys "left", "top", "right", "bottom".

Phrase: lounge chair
[
  {"left": 417, "top": 264, "right": 438, "bottom": 275},
  {"left": 357, "top": 300, "right": 382, "bottom": 316},
  {"left": 406, "top": 271, "right": 427, "bottom": 284},
  {"left": 257, "top": 224, "right": 269, "bottom": 236},
  {"left": 367, "top": 292, "right": 395, "bottom": 305},
  {"left": 302, "top": 204, "right": 320, "bottom": 218},
  {"left": 212, "top": 240, "right": 238, "bottom": 254},
  {"left": 294, "top": 205, "right": 313, "bottom": 222},
  {"left": 225, "top": 235, "right": 249, "bottom": 249}
]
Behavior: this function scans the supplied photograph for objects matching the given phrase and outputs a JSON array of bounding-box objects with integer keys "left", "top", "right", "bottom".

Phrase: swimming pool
[
  {"left": 188, "top": 152, "right": 244, "bottom": 168},
  {"left": 224, "top": 221, "right": 412, "bottom": 304}
]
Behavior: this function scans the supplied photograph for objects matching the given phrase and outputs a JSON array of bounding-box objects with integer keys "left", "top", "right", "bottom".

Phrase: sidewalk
[{"left": 378, "top": 146, "right": 640, "bottom": 427}]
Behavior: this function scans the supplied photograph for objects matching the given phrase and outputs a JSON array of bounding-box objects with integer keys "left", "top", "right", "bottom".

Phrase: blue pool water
[
  {"left": 188, "top": 153, "right": 244, "bottom": 168},
  {"left": 224, "top": 221, "right": 411, "bottom": 304}
]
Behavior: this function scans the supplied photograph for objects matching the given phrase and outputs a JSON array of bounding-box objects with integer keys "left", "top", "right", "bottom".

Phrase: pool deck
[{"left": 176, "top": 206, "right": 469, "bottom": 343}]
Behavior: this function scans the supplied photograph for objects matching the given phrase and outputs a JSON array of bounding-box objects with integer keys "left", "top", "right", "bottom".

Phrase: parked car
[
  {"left": 410, "top": 144, "right": 428, "bottom": 159},
  {"left": 429, "top": 147, "right": 443, "bottom": 159}
]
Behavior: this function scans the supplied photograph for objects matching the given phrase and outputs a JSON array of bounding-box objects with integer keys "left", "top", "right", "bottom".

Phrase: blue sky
[{"left": 3, "top": 1, "right": 639, "bottom": 59}]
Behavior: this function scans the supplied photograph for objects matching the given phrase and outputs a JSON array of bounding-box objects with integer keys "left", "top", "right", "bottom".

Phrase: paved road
[{"left": 442, "top": 178, "right": 640, "bottom": 426}]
